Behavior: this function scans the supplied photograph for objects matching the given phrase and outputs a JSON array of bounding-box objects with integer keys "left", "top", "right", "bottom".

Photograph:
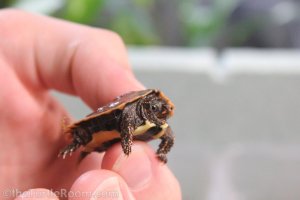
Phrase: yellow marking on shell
[
  {"left": 153, "top": 123, "right": 169, "bottom": 139},
  {"left": 83, "top": 131, "right": 120, "bottom": 152},
  {"left": 133, "top": 120, "right": 156, "bottom": 136}
]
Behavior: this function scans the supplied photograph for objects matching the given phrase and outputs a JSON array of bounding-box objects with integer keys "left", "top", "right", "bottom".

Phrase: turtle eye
[{"left": 151, "top": 105, "right": 159, "bottom": 112}]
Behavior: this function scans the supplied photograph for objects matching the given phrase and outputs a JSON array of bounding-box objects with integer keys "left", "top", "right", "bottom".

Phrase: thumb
[
  {"left": 102, "top": 142, "right": 182, "bottom": 200},
  {"left": 69, "top": 170, "right": 135, "bottom": 200}
]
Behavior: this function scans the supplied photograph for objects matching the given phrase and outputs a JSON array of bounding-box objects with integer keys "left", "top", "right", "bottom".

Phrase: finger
[
  {"left": 69, "top": 170, "right": 134, "bottom": 200},
  {"left": 14, "top": 188, "right": 59, "bottom": 200},
  {"left": 102, "top": 142, "right": 182, "bottom": 200},
  {"left": 0, "top": 9, "right": 144, "bottom": 109}
]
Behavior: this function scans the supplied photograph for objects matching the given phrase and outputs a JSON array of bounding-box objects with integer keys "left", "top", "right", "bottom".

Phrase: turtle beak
[
  {"left": 165, "top": 103, "right": 174, "bottom": 117},
  {"left": 159, "top": 91, "right": 175, "bottom": 117}
]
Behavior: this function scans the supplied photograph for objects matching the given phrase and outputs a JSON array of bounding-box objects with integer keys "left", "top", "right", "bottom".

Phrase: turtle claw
[
  {"left": 58, "top": 142, "right": 80, "bottom": 159},
  {"left": 122, "top": 143, "right": 131, "bottom": 156},
  {"left": 62, "top": 152, "right": 68, "bottom": 159},
  {"left": 124, "top": 147, "right": 131, "bottom": 156},
  {"left": 157, "top": 153, "right": 167, "bottom": 163}
]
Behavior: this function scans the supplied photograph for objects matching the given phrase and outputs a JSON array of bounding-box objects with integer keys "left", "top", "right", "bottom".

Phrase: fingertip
[
  {"left": 102, "top": 142, "right": 182, "bottom": 200},
  {"left": 69, "top": 170, "right": 134, "bottom": 200}
]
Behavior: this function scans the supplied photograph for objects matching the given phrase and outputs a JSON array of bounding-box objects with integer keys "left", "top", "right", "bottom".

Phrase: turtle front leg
[
  {"left": 120, "top": 105, "right": 136, "bottom": 156},
  {"left": 120, "top": 126, "right": 134, "bottom": 156},
  {"left": 156, "top": 126, "right": 175, "bottom": 163}
]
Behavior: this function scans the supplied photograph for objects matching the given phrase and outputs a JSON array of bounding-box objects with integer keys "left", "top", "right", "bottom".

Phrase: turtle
[{"left": 58, "top": 89, "right": 175, "bottom": 163}]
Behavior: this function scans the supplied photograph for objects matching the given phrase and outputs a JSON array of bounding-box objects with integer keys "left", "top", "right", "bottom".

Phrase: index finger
[{"left": 0, "top": 9, "right": 143, "bottom": 109}]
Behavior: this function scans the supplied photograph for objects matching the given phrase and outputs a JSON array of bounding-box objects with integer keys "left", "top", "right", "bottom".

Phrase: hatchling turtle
[{"left": 58, "top": 89, "right": 175, "bottom": 163}]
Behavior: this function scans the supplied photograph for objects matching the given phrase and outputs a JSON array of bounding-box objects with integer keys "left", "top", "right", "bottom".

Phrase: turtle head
[
  {"left": 141, "top": 90, "right": 174, "bottom": 125},
  {"left": 148, "top": 98, "right": 174, "bottom": 120}
]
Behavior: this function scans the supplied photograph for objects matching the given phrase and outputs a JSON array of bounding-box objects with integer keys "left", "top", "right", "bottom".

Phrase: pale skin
[{"left": 0, "top": 9, "right": 181, "bottom": 200}]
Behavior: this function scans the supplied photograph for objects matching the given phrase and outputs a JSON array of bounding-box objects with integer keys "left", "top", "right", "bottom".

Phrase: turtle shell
[{"left": 64, "top": 89, "right": 156, "bottom": 133}]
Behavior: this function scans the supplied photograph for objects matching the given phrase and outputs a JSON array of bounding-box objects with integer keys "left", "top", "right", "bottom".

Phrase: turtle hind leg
[
  {"left": 156, "top": 126, "right": 175, "bottom": 163},
  {"left": 58, "top": 141, "right": 80, "bottom": 159},
  {"left": 59, "top": 128, "right": 93, "bottom": 161}
]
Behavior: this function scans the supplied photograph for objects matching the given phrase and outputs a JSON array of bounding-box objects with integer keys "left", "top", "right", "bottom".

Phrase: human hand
[{"left": 0, "top": 9, "right": 181, "bottom": 200}]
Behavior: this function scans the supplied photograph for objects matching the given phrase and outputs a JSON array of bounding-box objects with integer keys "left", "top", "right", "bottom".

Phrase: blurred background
[
  {"left": 2, "top": 0, "right": 300, "bottom": 48},
  {"left": 2, "top": 1, "right": 300, "bottom": 200}
]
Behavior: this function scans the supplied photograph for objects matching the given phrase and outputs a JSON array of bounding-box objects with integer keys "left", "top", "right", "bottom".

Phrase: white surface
[
  {"left": 221, "top": 48, "right": 300, "bottom": 74},
  {"left": 130, "top": 47, "right": 300, "bottom": 74},
  {"left": 128, "top": 46, "right": 217, "bottom": 73}
]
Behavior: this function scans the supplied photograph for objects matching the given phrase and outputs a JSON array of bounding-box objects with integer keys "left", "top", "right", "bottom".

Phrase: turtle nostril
[
  {"left": 166, "top": 104, "right": 174, "bottom": 116},
  {"left": 167, "top": 105, "right": 173, "bottom": 111}
]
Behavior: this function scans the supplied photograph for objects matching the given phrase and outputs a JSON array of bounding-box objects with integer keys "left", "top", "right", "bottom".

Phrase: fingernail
[
  {"left": 113, "top": 145, "right": 152, "bottom": 191},
  {"left": 91, "top": 177, "right": 123, "bottom": 200}
]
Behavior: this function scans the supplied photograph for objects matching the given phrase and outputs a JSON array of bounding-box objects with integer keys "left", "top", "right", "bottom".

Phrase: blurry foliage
[
  {"left": 5, "top": 0, "right": 298, "bottom": 47},
  {"left": 55, "top": 0, "right": 242, "bottom": 46},
  {"left": 59, "top": 0, "right": 159, "bottom": 45},
  {"left": 0, "top": 0, "right": 16, "bottom": 7},
  {"left": 179, "top": 0, "right": 240, "bottom": 46},
  {"left": 63, "top": 0, "right": 105, "bottom": 24},
  {"left": 104, "top": 1, "right": 159, "bottom": 45}
]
